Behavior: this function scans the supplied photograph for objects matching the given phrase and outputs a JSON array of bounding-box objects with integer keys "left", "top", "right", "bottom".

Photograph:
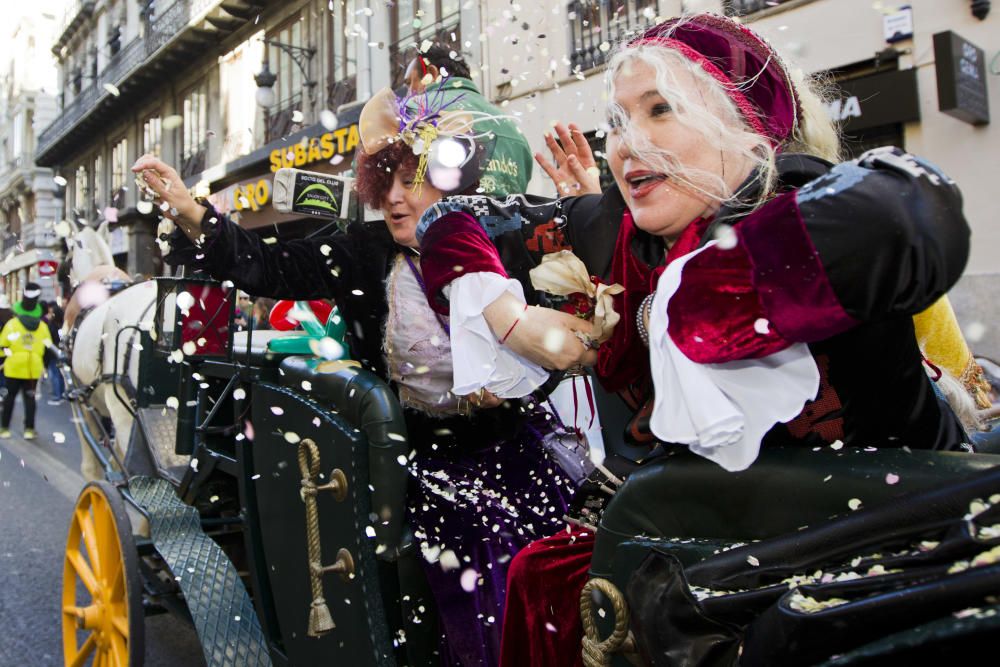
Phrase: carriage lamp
[{"left": 254, "top": 39, "right": 318, "bottom": 109}]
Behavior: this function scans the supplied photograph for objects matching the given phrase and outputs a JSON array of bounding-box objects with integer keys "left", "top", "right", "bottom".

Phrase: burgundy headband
[{"left": 628, "top": 14, "right": 800, "bottom": 148}]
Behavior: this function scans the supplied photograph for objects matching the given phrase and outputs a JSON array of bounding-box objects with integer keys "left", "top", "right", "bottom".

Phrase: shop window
[
  {"left": 327, "top": 0, "right": 358, "bottom": 111},
  {"left": 388, "top": 0, "right": 461, "bottom": 92},
  {"left": 568, "top": 0, "right": 657, "bottom": 73},
  {"left": 181, "top": 82, "right": 209, "bottom": 177}
]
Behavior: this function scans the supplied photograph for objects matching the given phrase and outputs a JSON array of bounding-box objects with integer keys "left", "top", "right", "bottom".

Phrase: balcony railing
[
  {"left": 37, "top": 0, "right": 205, "bottom": 159},
  {"left": 264, "top": 93, "right": 305, "bottom": 144},
  {"left": 568, "top": 0, "right": 657, "bottom": 73},
  {"left": 388, "top": 15, "right": 461, "bottom": 92},
  {"left": 327, "top": 75, "right": 357, "bottom": 112},
  {"left": 180, "top": 144, "right": 208, "bottom": 178}
]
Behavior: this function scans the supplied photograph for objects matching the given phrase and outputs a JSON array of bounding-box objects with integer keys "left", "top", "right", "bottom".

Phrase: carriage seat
[{"left": 592, "top": 447, "right": 1000, "bottom": 580}]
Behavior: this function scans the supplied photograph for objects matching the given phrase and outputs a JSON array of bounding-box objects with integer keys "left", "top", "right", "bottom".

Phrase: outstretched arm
[{"left": 131, "top": 155, "right": 357, "bottom": 301}]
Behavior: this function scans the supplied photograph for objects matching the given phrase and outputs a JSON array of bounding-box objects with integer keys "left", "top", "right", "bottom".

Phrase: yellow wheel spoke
[
  {"left": 109, "top": 632, "right": 127, "bottom": 667},
  {"left": 66, "top": 550, "right": 99, "bottom": 596},
  {"left": 108, "top": 556, "right": 125, "bottom": 603},
  {"left": 110, "top": 605, "right": 129, "bottom": 638},
  {"left": 76, "top": 507, "right": 102, "bottom": 577},
  {"left": 62, "top": 604, "right": 84, "bottom": 618},
  {"left": 68, "top": 632, "right": 96, "bottom": 667},
  {"left": 95, "top": 499, "right": 121, "bottom": 580}
]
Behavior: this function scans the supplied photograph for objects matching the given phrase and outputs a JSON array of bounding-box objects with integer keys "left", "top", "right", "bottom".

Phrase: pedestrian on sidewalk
[
  {"left": 0, "top": 294, "right": 11, "bottom": 395},
  {"left": 43, "top": 301, "right": 65, "bottom": 404},
  {"left": 0, "top": 283, "right": 52, "bottom": 440}
]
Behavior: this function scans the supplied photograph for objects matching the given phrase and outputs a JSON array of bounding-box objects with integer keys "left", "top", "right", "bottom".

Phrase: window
[
  {"left": 142, "top": 115, "right": 162, "bottom": 157},
  {"left": 388, "top": 0, "right": 461, "bottom": 91},
  {"left": 181, "top": 82, "right": 208, "bottom": 177},
  {"left": 265, "top": 16, "right": 308, "bottom": 142},
  {"left": 327, "top": 0, "right": 358, "bottom": 110},
  {"left": 111, "top": 137, "right": 128, "bottom": 204},
  {"left": 74, "top": 165, "right": 88, "bottom": 214},
  {"left": 724, "top": 0, "right": 800, "bottom": 16},
  {"left": 92, "top": 154, "right": 102, "bottom": 216},
  {"left": 568, "top": 0, "right": 657, "bottom": 73}
]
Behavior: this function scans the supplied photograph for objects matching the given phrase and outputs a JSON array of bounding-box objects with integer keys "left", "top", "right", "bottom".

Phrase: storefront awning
[{"left": 0, "top": 248, "right": 57, "bottom": 277}]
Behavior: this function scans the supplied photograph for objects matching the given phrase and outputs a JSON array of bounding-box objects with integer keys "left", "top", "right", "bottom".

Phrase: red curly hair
[{"left": 354, "top": 142, "right": 420, "bottom": 209}]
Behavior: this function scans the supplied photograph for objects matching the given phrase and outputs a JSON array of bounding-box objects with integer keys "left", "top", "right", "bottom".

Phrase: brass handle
[
  {"left": 318, "top": 548, "right": 355, "bottom": 582},
  {"left": 297, "top": 439, "right": 352, "bottom": 637},
  {"left": 317, "top": 468, "right": 348, "bottom": 502}
]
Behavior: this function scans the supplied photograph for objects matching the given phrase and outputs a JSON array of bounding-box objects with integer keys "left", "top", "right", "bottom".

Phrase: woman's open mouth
[
  {"left": 625, "top": 170, "right": 667, "bottom": 200},
  {"left": 390, "top": 212, "right": 410, "bottom": 224}
]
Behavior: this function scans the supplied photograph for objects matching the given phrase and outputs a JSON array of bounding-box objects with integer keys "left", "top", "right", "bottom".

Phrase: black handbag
[{"left": 626, "top": 466, "right": 1000, "bottom": 666}]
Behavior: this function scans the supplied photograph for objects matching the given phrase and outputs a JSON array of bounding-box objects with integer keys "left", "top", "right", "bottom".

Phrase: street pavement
[{"left": 0, "top": 388, "right": 206, "bottom": 665}]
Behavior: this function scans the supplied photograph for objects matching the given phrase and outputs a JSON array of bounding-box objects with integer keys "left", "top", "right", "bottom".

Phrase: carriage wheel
[{"left": 62, "top": 481, "right": 145, "bottom": 667}]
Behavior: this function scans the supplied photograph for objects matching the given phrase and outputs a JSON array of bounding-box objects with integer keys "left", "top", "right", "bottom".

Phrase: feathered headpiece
[{"left": 358, "top": 82, "right": 501, "bottom": 194}]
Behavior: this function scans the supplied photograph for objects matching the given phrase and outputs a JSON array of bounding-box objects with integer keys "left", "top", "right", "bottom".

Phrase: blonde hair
[{"left": 606, "top": 26, "right": 840, "bottom": 213}]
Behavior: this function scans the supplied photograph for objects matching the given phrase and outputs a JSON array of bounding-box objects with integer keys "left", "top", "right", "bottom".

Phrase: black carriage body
[{"left": 128, "top": 278, "right": 414, "bottom": 666}]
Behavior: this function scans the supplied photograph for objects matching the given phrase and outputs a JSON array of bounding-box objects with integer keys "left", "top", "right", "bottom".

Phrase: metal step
[
  {"left": 138, "top": 406, "right": 188, "bottom": 484},
  {"left": 129, "top": 476, "right": 272, "bottom": 667}
]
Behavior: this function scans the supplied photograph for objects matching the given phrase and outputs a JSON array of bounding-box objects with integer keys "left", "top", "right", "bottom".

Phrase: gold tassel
[{"left": 308, "top": 597, "right": 336, "bottom": 637}]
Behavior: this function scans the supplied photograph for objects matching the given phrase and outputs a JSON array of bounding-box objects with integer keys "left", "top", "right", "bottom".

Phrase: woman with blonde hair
[{"left": 415, "top": 12, "right": 972, "bottom": 664}]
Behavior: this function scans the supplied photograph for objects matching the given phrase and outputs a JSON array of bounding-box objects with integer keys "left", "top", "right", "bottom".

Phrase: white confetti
[
  {"left": 460, "top": 568, "right": 478, "bottom": 592},
  {"left": 103, "top": 82, "right": 121, "bottom": 97},
  {"left": 847, "top": 498, "right": 863, "bottom": 511},
  {"left": 233, "top": 388, "right": 247, "bottom": 401},
  {"left": 746, "top": 555, "right": 760, "bottom": 567},
  {"left": 753, "top": 318, "right": 770, "bottom": 335},
  {"left": 162, "top": 114, "right": 184, "bottom": 130},
  {"left": 885, "top": 472, "right": 900, "bottom": 485},
  {"left": 53, "top": 432, "right": 66, "bottom": 444},
  {"left": 166, "top": 396, "right": 179, "bottom": 410},
  {"left": 439, "top": 550, "right": 460, "bottom": 571},
  {"left": 284, "top": 432, "right": 301, "bottom": 444},
  {"left": 270, "top": 406, "right": 284, "bottom": 416},
  {"left": 365, "top": 526, "right": 377, "bottom": 538},
  {"left": 320, "top": 110, "right": 338, "bottom": 130}
]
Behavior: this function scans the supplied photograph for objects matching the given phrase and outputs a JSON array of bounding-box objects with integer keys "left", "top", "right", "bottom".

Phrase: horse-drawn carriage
[{"left": 59, "top": 228, "right": 1000, "bottom": 667}]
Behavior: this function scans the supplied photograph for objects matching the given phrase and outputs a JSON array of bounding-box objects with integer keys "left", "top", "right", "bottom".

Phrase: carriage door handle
[{"left": 298, "top": 438, "right": 354, "bottom": 637}]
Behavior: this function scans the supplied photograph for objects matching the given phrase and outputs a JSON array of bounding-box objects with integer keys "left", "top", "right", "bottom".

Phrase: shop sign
[
  {"left": 933, "top": 31, "right": 990, "bottom": 126},
  {"left": 828, "top": 68, "right": 920, "bottom": 133},
  {"left": 269, "top": 123, "right": 360, "bottom": 173},
  {"left": 883, "top": 5, "right": 913, "bottom": 43},
  {"left": 37, "top": 260, "right": 58, "bottom": 277}
]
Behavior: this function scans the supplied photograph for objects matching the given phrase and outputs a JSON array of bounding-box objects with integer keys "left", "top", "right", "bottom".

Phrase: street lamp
[{"left": 254, "top": 39, "right": 317, "bottom": 108}]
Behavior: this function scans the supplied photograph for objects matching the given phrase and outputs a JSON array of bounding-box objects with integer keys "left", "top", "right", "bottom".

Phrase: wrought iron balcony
[
  {"left": 265, "top": 93, "right": 305, "bottom": 144},
  {"left": 568, "top": 0, "right": 657, "bottom": 73},
  {"left": 52, "top": 0, "right": 97, "bottom": 57},
  {"left": 36, "top": 0, "right": 272, "bottom": 167}
]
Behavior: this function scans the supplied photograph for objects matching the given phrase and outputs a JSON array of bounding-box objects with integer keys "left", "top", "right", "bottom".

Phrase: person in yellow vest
[{"left": 0, "top": 283, "right": 52, "bottom": 440}]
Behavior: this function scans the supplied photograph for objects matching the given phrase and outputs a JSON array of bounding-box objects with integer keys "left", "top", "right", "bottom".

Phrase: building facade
[
  {"left": 34, "top": 0, "right": 996, "bottom": 283},
  {"left": 0, "top": 3, "right": 63, "bottom": 302}
]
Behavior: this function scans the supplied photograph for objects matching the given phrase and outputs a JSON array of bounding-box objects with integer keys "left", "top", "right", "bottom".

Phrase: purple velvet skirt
[{"left": 405, "top": 407, "right": 577, "bottom": 666}]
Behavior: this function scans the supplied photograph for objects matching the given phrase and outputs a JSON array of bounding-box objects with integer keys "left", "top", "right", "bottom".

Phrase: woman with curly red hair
[{"left": 132, "top": 85, "right": 597, "bottom": 666}]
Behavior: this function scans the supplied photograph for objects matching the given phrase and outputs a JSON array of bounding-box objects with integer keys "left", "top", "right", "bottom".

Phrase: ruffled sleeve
[
  {"left": 446, "top": 272, "right": 548, "bottom": 398},
  {"left": 649, "top": 243, "right": 820, "bottom": 471}
]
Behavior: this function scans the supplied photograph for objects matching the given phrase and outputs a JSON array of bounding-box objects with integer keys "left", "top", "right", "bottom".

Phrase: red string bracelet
[{"left": 499, "top": 304, "right": 529, "bottom": 345}]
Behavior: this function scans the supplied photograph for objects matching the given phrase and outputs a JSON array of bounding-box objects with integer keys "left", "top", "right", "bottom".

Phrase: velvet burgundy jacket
[{"left": 417, "top": 150, "right": 972, "bottom": 451}]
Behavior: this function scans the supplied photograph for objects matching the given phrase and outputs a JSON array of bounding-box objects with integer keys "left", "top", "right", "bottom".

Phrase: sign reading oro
[{"left": 269, "top": 124, "right": 361, "bottom": 172}]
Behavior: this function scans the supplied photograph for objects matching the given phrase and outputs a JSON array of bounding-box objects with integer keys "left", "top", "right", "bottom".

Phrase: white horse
[{"left": 63, "top": 221, "right": 158, "bottom": 481}]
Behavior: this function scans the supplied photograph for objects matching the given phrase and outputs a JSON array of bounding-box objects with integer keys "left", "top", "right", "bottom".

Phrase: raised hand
[
  {"left": 131, "top": 154, "right": 207, "bottom": 241},
  {"left": 534, "top": 122, "right": 603, "bottom": 197}
]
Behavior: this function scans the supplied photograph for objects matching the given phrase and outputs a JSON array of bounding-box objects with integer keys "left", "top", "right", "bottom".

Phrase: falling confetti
[
  {"left": 103, "top": 83, "right": 121, "bottom": 97},
  {"left": 746, "top": 555, "right": 760, "bottom": 567},
  {"left": 885, "top": 472, "right": 900, "bottom": 485},
  {"left": 162, "top": 114, "right": 183, "bottom": 130},
  {"left": 234, "top": 388, "right": 247, "bottom": 401},
  {"left": 320, "top": 110, "right": 338, "bottom": 130},
  {"left": 847, "top": 498, "right": 863, "bottom": 511}
]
